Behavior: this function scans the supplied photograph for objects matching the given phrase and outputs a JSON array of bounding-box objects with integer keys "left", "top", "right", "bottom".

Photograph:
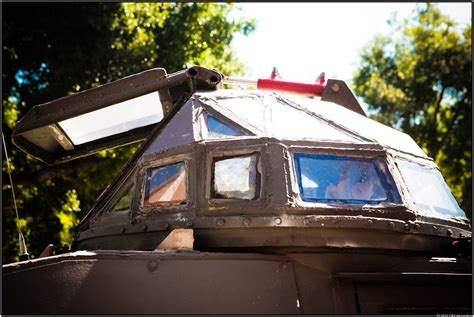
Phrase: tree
[
  {"left": 352, "top": 4, "right": 471, "bottom": 218},
  {"left": 2, "top": 3, "right": 255, "bottom": 263}
]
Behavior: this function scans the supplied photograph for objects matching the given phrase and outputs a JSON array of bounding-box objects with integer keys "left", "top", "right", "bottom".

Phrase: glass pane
[
  {"left": 207, "top": 115, "right": 244, "bottom": 138},
  {"left": 59, "top": 92, "right": 163, "bottom": 145},
  {"left": 111, "top": 183, "right": 135, "bottom": 212},
  {"left": 144, "top": 162, "right": 187, "bottom": 206},
  {"left": 213, "top": 155, "right": 260, "bottom": 200},
  {"left": 294, "top": 153, "right": 400, "bottom": 204},
  {"left": 395, "top": 159, "right": 465, "bottom": 219}
]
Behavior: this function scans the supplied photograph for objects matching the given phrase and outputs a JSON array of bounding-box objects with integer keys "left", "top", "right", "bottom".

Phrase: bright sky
[{"left": 231, "top": 3, "right": 471, "bottom": 83}]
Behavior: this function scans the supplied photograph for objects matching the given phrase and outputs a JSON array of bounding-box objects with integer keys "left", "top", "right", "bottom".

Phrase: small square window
[
  {"left": 212, "top": 154, "right": 260, "bottom": 200},
  {"left": 144, "top": 162, "right": 187, "bottom": 206}
]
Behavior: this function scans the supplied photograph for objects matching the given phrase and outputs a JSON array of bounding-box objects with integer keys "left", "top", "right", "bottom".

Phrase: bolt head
[{"left": 330, "top": 84, "right": 340, "bottom": 92}]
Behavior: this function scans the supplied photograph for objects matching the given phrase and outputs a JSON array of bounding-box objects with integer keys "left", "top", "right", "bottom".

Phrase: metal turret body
[{"left": 3, "top": 67, "right": 471, "bottom": 314}]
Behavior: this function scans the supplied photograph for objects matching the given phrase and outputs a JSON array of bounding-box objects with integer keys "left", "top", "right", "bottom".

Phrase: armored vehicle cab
[{"left": 3, "top": 67, "right": 471, "bottom": 314}]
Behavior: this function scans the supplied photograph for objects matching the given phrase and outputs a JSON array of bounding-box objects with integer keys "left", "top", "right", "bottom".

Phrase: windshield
[
  {"left": 294, "top": 153, "right": 400, "bottom": 204},
  {"left": 395, "top": 158, "right": 465, "bottom": 220}
]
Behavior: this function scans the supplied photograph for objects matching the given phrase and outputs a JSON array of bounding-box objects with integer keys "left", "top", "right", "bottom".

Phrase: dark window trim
[
  {"left": 139, "top": 158, "right": 190, "bottom": 213},
  {"left": 199, "top": 102, "right": 258, "bottom": 138},
  {"left": 210, "top": 152, "right": 263, "bottom": 202},
  {"left": 292, "top": 151, "right": 402, "bottom": 206}
]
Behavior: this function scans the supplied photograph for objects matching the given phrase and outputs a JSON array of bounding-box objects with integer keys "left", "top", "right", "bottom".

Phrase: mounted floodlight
[{"left": 12, "top": 66, "right": 223, "bottom": 165}]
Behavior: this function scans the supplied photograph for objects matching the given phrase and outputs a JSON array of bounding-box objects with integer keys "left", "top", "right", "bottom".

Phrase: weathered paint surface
[
  {"left": 3, "top": 250, "right": 471, "bottom": 314},
  {"left": 5, "top": 67, "right": 471, "bottom": 314}
]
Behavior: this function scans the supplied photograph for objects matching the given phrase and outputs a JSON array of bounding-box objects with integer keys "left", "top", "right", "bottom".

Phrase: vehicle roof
[{"left": 152, "top": 89, "right": 427, "bottom": 158}]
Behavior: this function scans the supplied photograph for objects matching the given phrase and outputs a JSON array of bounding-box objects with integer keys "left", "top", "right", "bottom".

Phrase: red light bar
[
  {"left": 223, "top": 77, "right": 325, "bottom": 97},
  {"left": 257, "top": 79, "right": 325, "bottom": 96},
  {"left": 223, "top": 75, "right": 367, "bottom": 117}
]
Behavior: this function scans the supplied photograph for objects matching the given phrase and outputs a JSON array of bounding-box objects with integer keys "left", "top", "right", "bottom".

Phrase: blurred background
[{"left": 2, "top": 3, "right": 471, "bottom": 263}]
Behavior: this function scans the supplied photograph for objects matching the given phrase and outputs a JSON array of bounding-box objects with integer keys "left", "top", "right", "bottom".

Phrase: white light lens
[{"left": 59, "top": 92, "right": 163, "bottom": 145}]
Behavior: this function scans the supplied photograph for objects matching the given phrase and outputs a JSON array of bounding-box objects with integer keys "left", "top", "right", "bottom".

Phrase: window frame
[
  {"left": 138, "top": 156, "right": 191, "bottom": 214},
  {"left": 92, "top": 169, "right": 137, "bottom": 226},
  {"left": 393, "top": 155, "right": 466, "bottom": 220},
  {"left": 211, "top": 153, "right": 262, "bottom": 201},
  {"left": 198, "top": 102, "right": 258, "bottom": 140},
  {"left": 207, "top": 148, "right": 264, "bottom": 206},
  {"left": 290, "top": 148, "right": 403, "bottom": 207},
  {"left": 206, "top": 114, "right": 247, "bottom": 139}
]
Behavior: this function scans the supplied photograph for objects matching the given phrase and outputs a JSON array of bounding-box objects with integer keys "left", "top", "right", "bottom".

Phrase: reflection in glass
[
  {"left": 294, "top": 153, "right": 400, "bottom": 204},
  {"left": 144, "top": 162, "right": 187, "bottom": 206},
  {"left": 112, "top": 183, "right": 135, "bottom": 212},
  {"left": 395, "top": 158, "right": 465, "bottom": 219},
  {"left": 207, "top": 115, "right": 244, "bottom": 138},
  {"left": 213, "top": 155, "right": 260, "bottom": 200},
  {"left": 59, "top": 92, "right": 163, "bottom": 145}
]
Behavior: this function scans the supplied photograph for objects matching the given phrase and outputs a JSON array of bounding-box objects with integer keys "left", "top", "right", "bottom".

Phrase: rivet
[
  {"left": 330, "top": 84, "right": 340, "bottom": 92},
  {"left": 147, "top": 260, "right": 159, "bottom": 272},
  {"left": 303, "top": 219, "right": 310, "bottom": 225},
  {"left": 275, "top": 218, "right": 282, "bottom": 225},
  {"left": 142, "top": 224, "right": 148, "bottom": 231},
  {"left": 121, "top": 227, "right": 126, "bottom": 233},
  {"left": 388, "top": 222, "right": 395, "bottom": 229},
  {"left": 446, "top": 229, "right": 453, "bottom": 237},
  {"left": 414, "top": 223, "right": 420, "bottom": 230},
  {"left": 280, "top": 263, "right": 289, "bottom": 271},
  {"left": 217, "top": 219, "right": 225, "bottom": 226},
  {"left": 331, "top": 218, "right": 337, "bottom": 224},
  {"left": 164, "top": 222, "right": 170, "bottom": 229},
  {"left": 433, "top": 226, "right": 438, "bottom": 231},
  {"left": 459, "top": 233, "right": 464, "bottom": 238},
  {"left": 403, "top": 223, "right": 410, "bottom": 232},
  {"left": 243, "top": 218, "right": 250, "bottom": 226},
  {"left": 367, "top": 219, "right": 373, "bottom": 225},
  {"left": 321, "top": 223, "right": 325, "bottom": 227}
]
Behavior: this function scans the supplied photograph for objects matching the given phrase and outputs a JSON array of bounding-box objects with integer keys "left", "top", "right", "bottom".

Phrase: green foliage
[
  {"left": 55, "top": 190, "right": 81, "bottom": 246},
  {"left": 353, "top": 4, "right": 471, "bottom": 217},
  {"left": 2, "top": 3, "right": 255, "bottom": 263}
]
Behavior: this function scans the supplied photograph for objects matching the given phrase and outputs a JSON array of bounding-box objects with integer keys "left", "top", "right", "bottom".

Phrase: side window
[
  {"left": 212, "top": 154, "right": 261, "bottom": 200},
  {"left": 144, "top": 162, "right": 187, "bottom": 206},
  {"left": 111, "top": 183, "right": 135, "bottom": 212},
  {"left": 293, "top": 153, "right": 400, "bottom": 204},
  {"left": 395, "top": 158, "right": 466, "bottom": 219},
  {"left": 207, "top": 115, "right": 245, "bottom": 138}
]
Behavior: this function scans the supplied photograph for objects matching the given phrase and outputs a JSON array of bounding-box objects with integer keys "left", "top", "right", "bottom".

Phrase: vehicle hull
[{"left": 3, "top": 250, "right": 471, "bottom": 314}]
